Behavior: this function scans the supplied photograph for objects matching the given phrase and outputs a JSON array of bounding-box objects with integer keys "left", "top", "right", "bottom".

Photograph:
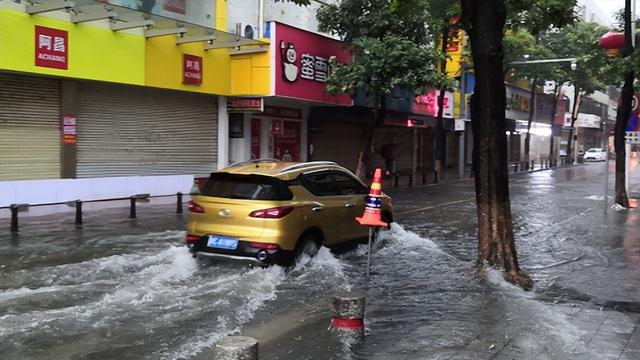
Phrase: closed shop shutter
[
  {"left": 310, "top": 121, "right": 364, "bottom": 172},
  {"left": 372, "top": 126, "right": 415, "bottom": 172},
  {"left": 76, "top": 82, "right": 218, "bottom": 178},
  {"left": 0, "top": 73, "right": 61, "bottom": 181}
]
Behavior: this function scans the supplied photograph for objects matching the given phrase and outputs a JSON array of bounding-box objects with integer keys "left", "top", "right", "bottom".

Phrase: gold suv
[{"left": 185, "top": 160, "right": 393, "bottom": 265}]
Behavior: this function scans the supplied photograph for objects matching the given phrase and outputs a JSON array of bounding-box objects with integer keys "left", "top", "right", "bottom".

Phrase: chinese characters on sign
[
  {"left": 274, "top": 22, "right": 352, "bottom": 105},
  {"left": 62, "top": 115, "right": 77, "bottom": 144},
  {"left": 228, "top": 98, "right": 264, "bottom": 113},
  {"left": 280, "top": 41, "right": 331, "bottom": 84},
  {"left": 299, "top": 53, "right": 329, "bottom": 82},
  {"left": 183, "top": 54, "right": 202, "bottom": 85},
  {"left": 413, "top": 90, "right": 454, "bottom": 118},
  {"left": 35, "top": 26, "right": 68, "bottom": 70}
]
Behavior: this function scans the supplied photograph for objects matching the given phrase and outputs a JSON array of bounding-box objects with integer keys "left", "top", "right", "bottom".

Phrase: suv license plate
[{"left": 207, "top": 236, "right": 239, "bottom": 250}]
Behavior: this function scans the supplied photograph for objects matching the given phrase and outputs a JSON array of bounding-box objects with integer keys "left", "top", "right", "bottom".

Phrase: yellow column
[{"left": 216, "top": 0, "right": 227, "bottom": 31}]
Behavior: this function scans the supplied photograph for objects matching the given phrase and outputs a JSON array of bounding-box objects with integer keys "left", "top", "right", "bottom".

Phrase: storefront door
[{"left": 273, "top": 121, "right": 301, "bottom": 162}]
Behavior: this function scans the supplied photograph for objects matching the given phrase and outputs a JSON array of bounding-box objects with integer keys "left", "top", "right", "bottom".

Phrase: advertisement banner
[
  {"left": 627, "top": 94, "right": 640, "bottom": 131},
  {"left": 62, "top": 115, "right": 77, "bottom": 144},
  {"left": 103, "top": 1, "right": 213, "bottom": 28},
  {"left": 413, "top": 90, "right": 454, "bottom": 118},
  {"left": 35, "top": 26, "right": 68, "bottom": 70},
  {"left": 273, "top": 22, "right": 352, "bottom": 106}
]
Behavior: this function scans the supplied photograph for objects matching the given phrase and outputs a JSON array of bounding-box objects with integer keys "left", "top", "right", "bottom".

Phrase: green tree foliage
[
  {"left": 541, "top": 21, "right": 610, "bottom": 95},
  {"left": 316, "top": 0, "right": 450, "bottom": 98},
  {"left": 540, "top": 21, "right": 610, "bottom": 161}
]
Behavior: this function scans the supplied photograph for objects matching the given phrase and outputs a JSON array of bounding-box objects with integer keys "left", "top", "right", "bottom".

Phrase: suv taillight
[
  {"left": 186, "top": 234, "right": 200, "bottom": 242},
  {"left": 188, "top": 200, "right": 205, "bottom": 213},
  {"left": 249, "top": 242, "right": 280, "bottom": 250},
  {"left": 249, "top": 206, "right": 295, "bottom": 219}
]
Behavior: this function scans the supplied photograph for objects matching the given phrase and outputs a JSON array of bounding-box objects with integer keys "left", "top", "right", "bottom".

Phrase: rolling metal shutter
[
  {"left": 310, "top": 121, "right": 364, "bottom": 172},
  {"left": 76, "top": 82, "right": 218, "bottom": 178},
  {"left": 0, "top": 73, "right": 61, "bottom": 181}
]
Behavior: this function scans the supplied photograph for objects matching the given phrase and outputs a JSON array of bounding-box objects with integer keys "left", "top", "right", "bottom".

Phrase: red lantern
[{"left": 599, "top": 32, "right": 625, "bottom": 58}]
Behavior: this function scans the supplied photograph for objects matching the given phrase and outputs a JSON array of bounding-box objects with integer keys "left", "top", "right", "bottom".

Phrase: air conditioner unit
[{"left": 235, "top": 22, "right": 258, "bottom": 39}]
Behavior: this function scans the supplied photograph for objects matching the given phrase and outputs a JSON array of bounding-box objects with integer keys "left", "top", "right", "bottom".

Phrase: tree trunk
[
  {"left": 462, "top": 0, "right": 532, "bottom": 289},
  {"left": 434, "top": 27, "right": 449, "bottom": 182},
  {"left": 524, "top": 77, "right": 538, "bottom": 166},
  {"left": 566, "top": 89, "right": 581, "bottom": 163},
  {"left": 355, "top": 94, "right": 385, "bottom": 180},
  {"left": 548, "top": 84, "right": 561, "bottom": 163},
  {"left": 614, "top": 0, "right": 634, "bottom": 207},
  {"left": 615, "top": 70, "right": 632, "bottom": 207}
]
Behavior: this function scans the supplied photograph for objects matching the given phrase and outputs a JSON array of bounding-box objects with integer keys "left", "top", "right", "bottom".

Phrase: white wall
[{"left": 0, "top": 175, "right": 194, "bottom": 209}]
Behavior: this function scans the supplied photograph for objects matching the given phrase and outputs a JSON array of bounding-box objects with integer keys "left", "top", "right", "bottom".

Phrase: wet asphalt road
[{"left": 1, "top": 161, "right": 640, "bottom": 359}]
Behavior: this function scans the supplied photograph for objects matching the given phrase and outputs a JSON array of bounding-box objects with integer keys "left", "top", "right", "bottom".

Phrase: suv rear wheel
[{"left": 292, "top": 233, "right": 320, "bottom": 264}]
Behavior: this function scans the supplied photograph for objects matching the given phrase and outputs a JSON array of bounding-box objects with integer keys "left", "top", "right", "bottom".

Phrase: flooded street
[{"left": 1, "top": 162, "right": 640, "bottom": 359}]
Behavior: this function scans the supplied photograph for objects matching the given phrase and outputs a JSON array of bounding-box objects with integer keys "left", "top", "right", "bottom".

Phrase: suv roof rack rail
[
  {"left": 279, "top": 161, "right": 337, "bottom": 174},
  {"left": 228, "top": 158, "right": 281, "bottom": 167}
]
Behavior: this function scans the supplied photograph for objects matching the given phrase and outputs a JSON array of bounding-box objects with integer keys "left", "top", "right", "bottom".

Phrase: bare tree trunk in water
[
  {"left": 524, "top": 77, "right": 538, "bottom": 167},
  {"left": 462, "top": 0, "right": 532, "bottom": 289},
  {"left": 615, "top": 70, "right": 632, "bottom": 207},
  {"left": 435, "top": 27, "right": 449, "bottom": 182},
  {"left": 566, "top": 89, "right": 581, "bottom": 164},
  {"left": 548, "top": 84, "right": 561, "bottom": 164}
]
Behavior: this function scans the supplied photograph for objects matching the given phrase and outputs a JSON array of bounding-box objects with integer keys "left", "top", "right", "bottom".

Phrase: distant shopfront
[{"left": 226, "top": 21, "right": 352, "bottom": 165}]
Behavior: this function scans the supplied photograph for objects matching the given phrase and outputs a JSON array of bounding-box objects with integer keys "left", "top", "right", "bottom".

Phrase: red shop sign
[
  {"left": 273, "top": 22, "right": 352, "bottom": 106},
  {"left": 35, "top": 26, "right": 68, "bottom": 70},
  {"left": 183, "top": 54, "right": 203, "bottom": 85}
]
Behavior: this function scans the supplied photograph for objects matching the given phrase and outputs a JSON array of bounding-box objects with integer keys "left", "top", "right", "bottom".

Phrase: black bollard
[
  {"left": 531, "top": 160, "right": 535, "bottom": 170},
  {"left": 10, "top": 204, "right": 18, "bottom": 232},
  {"left": 394, "top": 173, "right": 399, "bottom": 188},
  {"left": 422, "top": 171, "right": 426, "bottom": 185},
  {"left": 514, "top": 163, "right": 519, "bottom": 172},
  {"left": 129, "top": 197, "right": 136, "bottom": 219},
  {"left": 408, "top": 174, "right": 413, "bottom": 187},
  {"left": 75, "top": 200, "right": 83, "bottom": 225},
  {"left": 176, "top": 192, "right": 183, "bottom": 214}
]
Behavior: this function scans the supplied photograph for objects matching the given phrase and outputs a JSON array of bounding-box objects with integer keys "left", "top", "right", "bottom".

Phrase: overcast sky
[{"left": 592, "top": 0, "right": 622, "bottom": 25}]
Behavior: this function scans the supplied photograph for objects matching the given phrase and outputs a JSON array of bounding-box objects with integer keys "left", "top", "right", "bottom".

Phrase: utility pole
[{"left": 458, "top": 66, "right": 466, "bottom": 179}]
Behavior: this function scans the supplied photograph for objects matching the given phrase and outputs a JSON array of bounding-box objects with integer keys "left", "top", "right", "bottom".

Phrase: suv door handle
[
  {"left": 312, "top": 206, "right": 324, "bottom": 212},
  {"left": 344, "top": 203, "right": 354, "bottom": 208}
]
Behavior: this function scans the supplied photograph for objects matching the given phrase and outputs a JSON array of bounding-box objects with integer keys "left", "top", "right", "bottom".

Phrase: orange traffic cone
[{"left": 356, "top": 168, "right": 388, "bottom": 228}]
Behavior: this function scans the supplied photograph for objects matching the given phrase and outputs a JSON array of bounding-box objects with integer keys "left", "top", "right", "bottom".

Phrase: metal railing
[{"left": 2, "top": 192, "right": 186, "bottom": 233}]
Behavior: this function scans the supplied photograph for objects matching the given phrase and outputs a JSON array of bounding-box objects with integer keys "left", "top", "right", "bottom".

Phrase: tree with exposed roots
[{"left": 461, "top": 0, "right": 575, "bottom": 289}]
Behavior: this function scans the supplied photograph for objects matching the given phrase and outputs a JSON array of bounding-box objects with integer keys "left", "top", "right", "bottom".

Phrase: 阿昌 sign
[{"left": 35, "top": 26, "right": 68, "bottom": 70}]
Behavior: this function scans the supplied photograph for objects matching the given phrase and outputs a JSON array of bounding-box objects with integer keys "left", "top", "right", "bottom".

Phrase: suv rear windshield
[{"left": 201, "top": 173, "right": 293, "bottom": 200}]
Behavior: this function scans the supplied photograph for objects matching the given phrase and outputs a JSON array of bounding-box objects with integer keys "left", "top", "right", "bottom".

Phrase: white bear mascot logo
[{"left": 280, "top": 40, "right": 298, "bottom": 82}]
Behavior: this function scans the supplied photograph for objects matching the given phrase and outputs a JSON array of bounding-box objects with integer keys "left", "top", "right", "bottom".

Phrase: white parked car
[{"left": 583, "top": 148, "right": 607, "bottom": 162}]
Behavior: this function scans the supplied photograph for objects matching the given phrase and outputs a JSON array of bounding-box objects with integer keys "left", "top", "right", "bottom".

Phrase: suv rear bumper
[{"left": 186, "top": 236, "right": 293, "bottom": 265}]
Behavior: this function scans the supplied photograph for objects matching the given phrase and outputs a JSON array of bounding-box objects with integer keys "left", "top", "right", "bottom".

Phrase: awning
[{"left": 23, "top": 0, "right": 268, "bottom": 52}]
